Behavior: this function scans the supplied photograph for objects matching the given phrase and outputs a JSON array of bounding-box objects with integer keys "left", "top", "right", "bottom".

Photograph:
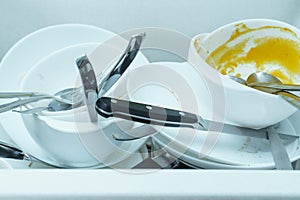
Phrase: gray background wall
[{"left": 0, "top": 0, "right": 299, "bottom": 60}]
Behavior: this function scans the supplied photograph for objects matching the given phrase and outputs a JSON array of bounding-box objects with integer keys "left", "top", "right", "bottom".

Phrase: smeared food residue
[{"left": 203, "top": 23, "right": 300, "bottom": 84}]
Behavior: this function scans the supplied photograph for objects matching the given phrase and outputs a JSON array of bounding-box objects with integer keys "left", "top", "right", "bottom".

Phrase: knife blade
[{"left": 95, "top": 97, "right": 299, "bottom": 142}]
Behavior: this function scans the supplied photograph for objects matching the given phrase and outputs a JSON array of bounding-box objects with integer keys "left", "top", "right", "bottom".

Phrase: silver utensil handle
[
  {"left": 276, "top": 91, "right": 300, "bottom": 109},
  {"left": 0, "top": 96, "right": 49, "bottom": 113},
  {"left": 249, "top": 82, "right": 300, "bottom": 91},
  {"left": 0, "top": 92, "right": 38, "bottom": 98},
  {"left": 98, "top": 33, "right": 146, "bottom": 96},
  {"left": 268, "top": 127, "right": 293, "bottom": 170},
  {"left": 252, "top": 86, "right": 300, "bottom": 110}
]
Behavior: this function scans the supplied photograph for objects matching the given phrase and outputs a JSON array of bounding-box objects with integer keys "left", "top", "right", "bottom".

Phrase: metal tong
[{"left": 76, "top": 33, "right": 146, "bottom": 122}]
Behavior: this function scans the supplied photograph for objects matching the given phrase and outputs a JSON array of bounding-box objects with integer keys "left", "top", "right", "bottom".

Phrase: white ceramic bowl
[
  {"left": 19, "top": 43, "right": 109, "bottom": 167},
  {"left": 19, "top": 40, "right": 149, "bottom": 167},
  {"left": 188, "top": 19, "right": 300, "bottom": 128},
  {"left": 20, "top": 43, "right": 94, "bottom": 117},
  {"left": 0, "top": 24, "right": 120, "bottom": 167}
]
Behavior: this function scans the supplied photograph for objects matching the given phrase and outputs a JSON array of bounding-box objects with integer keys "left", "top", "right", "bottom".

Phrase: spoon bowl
[
  {"left": 247, "top": 72, "right": 300, "bottom": 110},
  {"left": 247, "top": 72, "right": 282, "bottom": 85}
]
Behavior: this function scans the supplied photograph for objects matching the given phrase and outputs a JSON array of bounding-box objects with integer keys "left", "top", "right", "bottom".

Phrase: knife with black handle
[{"left": 95, "top": 97, "right": 298, "bottom": 142}]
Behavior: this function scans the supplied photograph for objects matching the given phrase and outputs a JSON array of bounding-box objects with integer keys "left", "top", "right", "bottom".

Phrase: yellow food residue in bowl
[{"left": 205, "top": 23, "right": 300, "bottom": 84}]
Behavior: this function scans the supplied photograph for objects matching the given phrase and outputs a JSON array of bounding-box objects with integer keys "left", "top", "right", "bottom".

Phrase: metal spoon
[
  {"left": 226, "top": 73, "right": 300, "bottom": 109},
  {"left": 247, "top": 72, "right": 300, "bottom": 91},
  {"left": 247, "top": 72, "right": 300, "bottom": 110},
  {"left": 225, "top": 75, "right": 247, "bottom": 85},
  {"left": 227, "top": 72, "right": 300, "bottom": 91},
  {"left": 226, "top": 73, "right": 296, "bottom": 169}
]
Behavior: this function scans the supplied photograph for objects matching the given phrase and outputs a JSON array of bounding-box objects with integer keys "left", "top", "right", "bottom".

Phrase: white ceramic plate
[
  {"left": 0, "top": 144, "right": 148, "bottom": 169},
  {"left": 128, "top": 62, "right": 300, "bottom": 169},
  {"left": 0, "top": 24, "right": 149, "bottom": 168},
  {"left": 161, "top": 110, "right": 300, "bottom": 170}
]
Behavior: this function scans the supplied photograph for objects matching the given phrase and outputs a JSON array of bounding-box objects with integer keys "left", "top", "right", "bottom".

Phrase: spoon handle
[
  {"left": 276, "top": 91, "right": 300, "bottom": 109},
  {"left": 98, "top": 33, "right": 146, "bottom": 97},
  {"left": 249, "top": 82, "right": 300, "bottom": 91}
]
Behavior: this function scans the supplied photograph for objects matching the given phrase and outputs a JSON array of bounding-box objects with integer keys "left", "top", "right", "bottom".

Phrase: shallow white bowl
[
  {"left": 0, "top": 24, "right": 149, "bottom": 168},
  {"left": 19, "top": 43, "right": 113, "bottom": 166},
  {"left": 19, "top": 37, "right": 149, "bottom": 167},
  {"left": 0, "top": 24, "right": 118, "bottom": 167},
  {"left": 20, "top": 43, "right": 94, "bottom": 117},
  {"left": 188, "top": 19, "right": 300, "bottom": 128}
]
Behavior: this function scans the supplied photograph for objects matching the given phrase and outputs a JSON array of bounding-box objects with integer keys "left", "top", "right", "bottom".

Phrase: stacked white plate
[{"left": 127, "top": 60, "right": 300, "bottom": 169}]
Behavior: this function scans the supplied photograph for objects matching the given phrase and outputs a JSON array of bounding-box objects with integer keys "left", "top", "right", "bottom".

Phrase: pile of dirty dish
[{"left": 0, "top": 19, "right": 300, "bottom": 169}]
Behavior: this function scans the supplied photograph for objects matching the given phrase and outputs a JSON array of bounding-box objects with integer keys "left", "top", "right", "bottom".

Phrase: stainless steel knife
[{"left": 95, "top": 97, "right": 299, "bottom": 142}]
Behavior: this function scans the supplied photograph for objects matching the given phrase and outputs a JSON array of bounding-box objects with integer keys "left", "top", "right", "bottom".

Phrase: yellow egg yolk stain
[{"left": 206, "top": 23, "right": 300, "bottom": 84}]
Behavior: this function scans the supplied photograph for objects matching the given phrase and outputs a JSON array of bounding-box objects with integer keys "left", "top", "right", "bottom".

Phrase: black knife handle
[
  {"left": 95, "top": 97, "right": 199, "bottom": 128},
  {"left": 0, "top": 141, "right": 25, "bottom": 160}
]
